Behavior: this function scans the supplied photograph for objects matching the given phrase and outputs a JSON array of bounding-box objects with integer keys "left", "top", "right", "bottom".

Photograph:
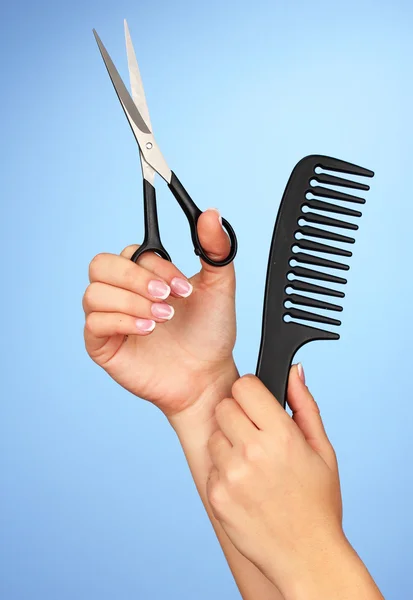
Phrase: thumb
[
  {"left": 287, "top": 364, "right": 337, "bottom": 469},
  {"left": 197, "top": 209, "right": 234, "bottom": 284}
]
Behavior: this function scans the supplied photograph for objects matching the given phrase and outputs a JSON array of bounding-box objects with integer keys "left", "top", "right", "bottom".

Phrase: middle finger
[{"left": 83, "top": 281, "right": 175, "bottom": 322}]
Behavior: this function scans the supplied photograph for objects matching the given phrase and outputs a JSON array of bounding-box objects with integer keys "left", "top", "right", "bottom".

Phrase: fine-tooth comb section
[{"left": 256, "top": 154, "right": 374, "bottom": 408}]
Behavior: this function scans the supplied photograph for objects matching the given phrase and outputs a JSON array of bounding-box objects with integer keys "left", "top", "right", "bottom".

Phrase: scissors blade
[
  {"left": 124, "top": 20, "right": 152, "bottom": 131},
  {"left": 124, "top": 20, "right": 155, "bottom": 184},
  {"left": 93, "top": 29, "right": 171, "bottom": 183}
]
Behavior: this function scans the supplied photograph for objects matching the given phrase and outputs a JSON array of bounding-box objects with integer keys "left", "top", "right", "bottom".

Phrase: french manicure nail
[
  {"left": 207, "top": 207, "right": 223, "bottom": 225},
  {"left": 135, "top": 319, "right": 156, "bottom": 333},
  {"left": 151, "top": 303, "right": 175, "bottom": 320},
  {"left": 297, "top": 363, "right": 306, "bottom": 384},
  {"left": 148, "top": 279, "right": 171, "bottom": 300},
  {"left": 171, "top": 277, "right": 193, "bottom": 298}
]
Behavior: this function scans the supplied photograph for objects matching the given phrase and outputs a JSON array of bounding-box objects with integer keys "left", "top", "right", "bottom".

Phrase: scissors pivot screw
[{"left": 146, "top": 142, "right": 153, "bottom": 150}]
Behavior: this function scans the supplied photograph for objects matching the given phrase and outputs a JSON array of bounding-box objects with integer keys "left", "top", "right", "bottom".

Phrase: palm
[{"left": 94, "top": 271, "right": 236, "bottom": 414}]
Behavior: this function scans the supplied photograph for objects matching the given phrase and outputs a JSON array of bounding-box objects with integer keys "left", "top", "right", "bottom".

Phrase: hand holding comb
[{"left": 256, "top": 155, "right": 374, "bottom": 407}]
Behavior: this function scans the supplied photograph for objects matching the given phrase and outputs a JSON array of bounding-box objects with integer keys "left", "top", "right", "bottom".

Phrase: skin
[
  {"left": 83, "top": 208, "right": 283, "bottom": 600},
  {"left": 207, "top": 368, "right": 385, "bottom": 600},
  {"left": 83, "top": 209, "right": 383, "bottom": 599}
]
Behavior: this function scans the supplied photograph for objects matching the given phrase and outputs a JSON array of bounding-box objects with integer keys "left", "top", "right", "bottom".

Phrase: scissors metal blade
[
  {"left": 124, "top": 20, "right": 152, "bottom": 131},
  {"left": 93, "top": 29, "right": 171, "bottom": 183},
  {"left": 124, "top": 20, "right": 156, "bottom": 185}
]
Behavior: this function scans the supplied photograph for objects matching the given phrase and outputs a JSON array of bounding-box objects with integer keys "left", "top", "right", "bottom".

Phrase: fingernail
[
  {"left": 148, "top": 280, "right": 171, "bottom": 300},
  {"left": 135, "top": 319, "right": 156, "bottom": 333},
  {"left": 171, "top": 277, "right": 193, "bottom": 298},
  {"left": 297, "top": 363, "right": 305, "bottom": 384},
  {"left": 207, "top": 207, "right": 223, "bottom": 225},
  {"left": 151, "top": 303, "right": 175, "bottom": 320}
]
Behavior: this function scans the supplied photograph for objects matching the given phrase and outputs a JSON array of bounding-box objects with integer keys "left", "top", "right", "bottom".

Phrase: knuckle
[
  {"left": 208, "top": 480, "right": 222, "bottom": 505},
  {"left": 121, "top": 244, "right": 139, "bottom": 258},
  {"left": 85, "top": 312, "right": 99, "bottom": 334},
  {"left": 242, "top": 440, "right": 266, "bottom": 463},
  {"left": 89, "top": 253, "right": 107, "bottom": 279},
  {"left": 83, "top": 282, "right": 99, "bottom": 309},
  {"left": 225, "top": 459, "right": 248, "bottom": 486},
  {"left": 207, "top": 475, "right": 226, "bottom": 513}
]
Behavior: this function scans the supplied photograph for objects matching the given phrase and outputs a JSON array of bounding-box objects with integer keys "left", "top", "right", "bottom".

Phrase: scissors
[{"left": 93, "top": 22, "right": 238, "bottom": 267}]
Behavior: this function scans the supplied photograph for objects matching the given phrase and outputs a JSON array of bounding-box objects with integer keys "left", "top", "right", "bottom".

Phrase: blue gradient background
[{"left": 1, "top": 1, "right": 412, "bottom": 598}]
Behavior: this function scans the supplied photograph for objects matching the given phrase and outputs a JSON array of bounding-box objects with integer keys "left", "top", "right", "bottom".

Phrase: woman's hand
[
  {"left": 83, "top": 209, "right": 237, "bottom": 417},
  {"left": 207, "top": 367, "right": 384, "bottom": 599}
]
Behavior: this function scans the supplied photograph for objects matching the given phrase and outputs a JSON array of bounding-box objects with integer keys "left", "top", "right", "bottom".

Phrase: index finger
[{"left": 120, "top": 245, "right": 187, "bottom": 282}]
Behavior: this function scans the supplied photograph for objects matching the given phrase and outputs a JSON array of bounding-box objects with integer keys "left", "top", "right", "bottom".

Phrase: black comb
[{"left": 256, "top": 155, "right": 374, "bottom": 407}]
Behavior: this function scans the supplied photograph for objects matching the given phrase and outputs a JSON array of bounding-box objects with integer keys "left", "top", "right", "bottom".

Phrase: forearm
[
  {"left": 267, "top": 533, "right": 384, "bottom": 600},
  {"left": 169, "top": 363, "right": 284, "bottom": 600}
]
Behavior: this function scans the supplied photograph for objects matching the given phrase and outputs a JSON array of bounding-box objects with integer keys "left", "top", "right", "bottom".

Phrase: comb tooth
[
  {"left": 296, "top": 239, "right": 352, "bottom": 258},
  {"left": 288, "top": 294, "right": 343, "bottom": 312},
  {"left": 293, "top": 252, "right": 349, "bottom": 271},
  {"left": 300, "top": 226, "right": 355, "bottom": 244},
  {"left": 287, "top": 307, "right": 342, "bottom": 327},
  {"left": 290, "top": 279, "right": 345, "bottom": 298},
  {"left": 311, "top": 186, "right": 366, "bottom": 205},
  {"left": 317, "top": 157, "right": 374, "bottom": 178},
  {"left": 306, "top": 199, "right": 362, "bottom": 218},
  {"left": 315, "top": 172, "right": 370, "bottom": 191},
  {"left": 303, "top": 212, "right": 358, "bottom": 231},
  {"left": 293, "top": 266, "right": 347, "bottom": 284}
]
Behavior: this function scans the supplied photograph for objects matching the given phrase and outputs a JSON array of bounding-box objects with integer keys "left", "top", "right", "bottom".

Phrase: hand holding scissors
[{"left": 93, "top": 22, "right": 238, "bottom": 267}]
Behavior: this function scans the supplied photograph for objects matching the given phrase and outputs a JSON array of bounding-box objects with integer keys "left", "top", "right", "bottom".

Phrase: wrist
[
  {"left": 168, "top": 358, "right": 239, "bottom": 435},
  {"left": 275, "top": 532, "right": 383, "bottom": 600}
]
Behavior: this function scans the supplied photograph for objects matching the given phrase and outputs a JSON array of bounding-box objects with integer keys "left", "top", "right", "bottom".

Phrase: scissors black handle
[
  {"left": 168, "top": 172, "right": 237, "bottom": 267},
  {"left": 130, "top": 180, "right": 171, "bottom": 263},
  {"left": 131, "top": 174, "right": 238, "bottom": 267}
]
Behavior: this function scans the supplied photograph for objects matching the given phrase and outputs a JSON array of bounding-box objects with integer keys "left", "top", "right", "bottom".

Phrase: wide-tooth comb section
[
  {"left": 256, "top": 156, "right": 373, "bottom": 408},
  {"left": 288, "top": 294, "right": 342, "bottom": 312},
  {"left": 314, "top": 172, "right": 370, "bottom": 191},
  {"left": 287, "top": 307, "right": 342, "bottom": 327},
  {"left": 306, "top": 199, "right": 362, "bottom": 218},
  {"left": 299, "top": 226, "right": 355, "bottom": 244},
  {"left": 316, "top": 157, "right": 374, "bottom": 178},
  {"left": 290, "top": 279, "right": 345, "bottom": 298},
  {"left": 296, "top": 238, "right": 352, "bottom": 257},
  {"left": 293, "top": 252, "right": 349, "bottom": 271},
  {"left": 303, "top": 212, "right": 358, "bottom": 231},
  {"left": 311, "top": 186, "right": 366, "bottom": 205},
  {"left": 292, "top": 266, "right": 347, "bottom": 284}
]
